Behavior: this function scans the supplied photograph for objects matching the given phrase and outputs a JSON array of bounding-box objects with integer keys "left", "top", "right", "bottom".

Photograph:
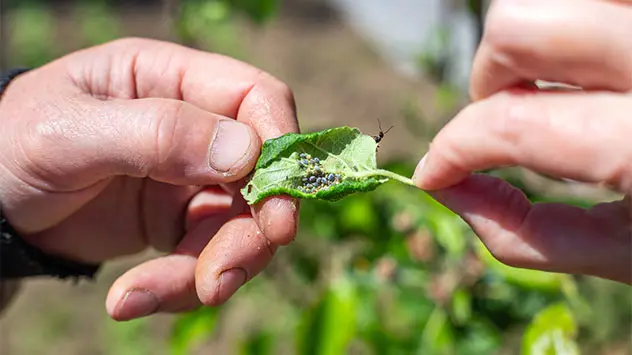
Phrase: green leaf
[
  {"left": 455, "top": 317, "right": 502, "bottom": 355},
  {"left": 170, "top": 307, "right": 220, "bottom": 355},
  {"left": 241, "top": 127, "right": 415, "bottom": 205},
  {"left": 432, "top": 214, "right": 467, "bottom": 259},
  {"left": 239, "top": 329, "right": 275, "bottom": 355},
  {"left": 338, "top": 195, "right": 379, "bottom": 235},
  {"left": 105, "top": 317, "right": 152, "bottom": 355},
  {"left": 223, "top": 0, "right": 278, "bottom": 24},
  {"left": 450, "top": 288, "right": 472, "bottom": 325},
  {"left": 522, "top": 303, "right": 579, "bottom": 355},
  {"left": 296, "top": 274, "right": 358, "bottom": 355},
  {"left": 419, "top": 306, "right": 456, "bottom": 355}
]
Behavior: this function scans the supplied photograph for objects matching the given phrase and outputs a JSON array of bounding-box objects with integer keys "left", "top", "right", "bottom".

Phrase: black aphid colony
[{"left": 297, "top": 153, "right": 343, "bottom": 194}]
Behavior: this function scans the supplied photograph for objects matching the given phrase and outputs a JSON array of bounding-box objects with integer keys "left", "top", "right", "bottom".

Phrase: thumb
[{"left": 25, "top": 98, "right": 262, "bottom": 189}]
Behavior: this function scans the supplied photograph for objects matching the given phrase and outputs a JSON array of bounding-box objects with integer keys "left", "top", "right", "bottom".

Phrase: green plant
[
  {"left": 170, "top": 155, "right": 610, "bottom": 354},
  {"left": 241, "top": 127, "right": 415, "bottom": 205},
  {"left": 7, "top": 2, "right": 59, "bottom": 68},
  {"left": 174, "top": 0, "right": 277, "bottom": 58},
  {"left": 75, "top": 0, "right": 120, "bottom": 46}
]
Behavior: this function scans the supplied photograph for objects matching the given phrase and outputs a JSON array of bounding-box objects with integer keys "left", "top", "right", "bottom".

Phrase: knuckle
[
  {"left": 485, "top": 0, "right": 521, "bottom": 38},
  {"left": 21, "top": 106, "right": 81, "bottom": 166},
  {"left": 483, "top": 0, "right": 531, "bottom": 61},
  {"left": 431, "top": 104, "right": 486, "bottom": 171},
  {"left": 476, "top": 177, "right": 532, "bottom": 268},
  {"left": 488, "top": 245, "right": 522, "bottom": 268},
  {"left": 272, "top": 78, "right": 295, "bottom": 104},
  {"left": 150, "top": 101, "right": 185, "bottom": 172},
  {"left": 497, "top": 218, "right": 531, "bottom": 267},
  {"left": 256, "top": 71, "right": 296, "bottom": 106},
  {"left": 487, "top": 93, "right": 547, "bottom": 153},
  {"left": 18, "top": 117, "right": 79, "bottom": 186}
]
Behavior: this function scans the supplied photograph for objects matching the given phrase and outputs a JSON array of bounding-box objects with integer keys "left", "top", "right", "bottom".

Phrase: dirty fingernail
[
  {"left": 261, "top": 197, "right": 299, "bottom": 245},
  {"left": 209, "top": 120, "right": 253, "bottom": 172},
  {"left": 217, "top": 268, "right": 247, "bottom": 303},
  {"left": 114, "top": 288, "right": 159, "bottom": 321}
]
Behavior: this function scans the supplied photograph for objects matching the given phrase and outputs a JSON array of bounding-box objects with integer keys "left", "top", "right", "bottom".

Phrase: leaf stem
[{"left": 374, "top": 169, "right": 416, "bottom": 187}]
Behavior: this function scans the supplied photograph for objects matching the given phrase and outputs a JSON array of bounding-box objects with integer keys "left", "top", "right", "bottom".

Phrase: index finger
[
  {"left": 413, "top": 89, "right": 632, "bottom": 192},
  {"left": 66, "top": 37, "right": 299, "bottom": 140}
]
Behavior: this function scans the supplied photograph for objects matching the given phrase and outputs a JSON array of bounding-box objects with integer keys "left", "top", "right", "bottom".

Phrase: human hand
[
  {"left": 413, "top": 0, "right": 632, "bottom": 284},
  {"left": 0, "top": 38, "right": 299, "bottom": 319}
]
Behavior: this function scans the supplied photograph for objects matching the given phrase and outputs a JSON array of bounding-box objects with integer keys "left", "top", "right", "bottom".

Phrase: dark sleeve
[
  {"left": 0, "top": 68, "right": 30, "bottom": 314},
  {"left": 0, "top": 68, "right": 30, "bottom": 98}
]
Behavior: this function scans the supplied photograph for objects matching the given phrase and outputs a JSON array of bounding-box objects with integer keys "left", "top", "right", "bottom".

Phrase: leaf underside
[{"left": 240, "top": 127, "right": 393, "bottom": 205}]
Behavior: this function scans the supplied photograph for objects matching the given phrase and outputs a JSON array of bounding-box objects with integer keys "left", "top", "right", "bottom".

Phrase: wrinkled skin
[
  {"left": 0, "top": 38, "right": 300, "bottom": 320},
  {"left": 414, "top": 0, "right": 632, "bottom": 284}
]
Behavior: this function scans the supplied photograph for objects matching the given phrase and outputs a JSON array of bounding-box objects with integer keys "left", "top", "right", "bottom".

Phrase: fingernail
[
  {"left": 260, "top": 197, "right": 299, "bottom": 245},
  {"left": 114, "top": 288, "right": 159, "bottom": 321},
  {"left": 412, "top": 153, "right": 428, "bottom": 187},
  {"left": 217, "top": 268, "right": 247, "bottom": 303},
  {"left": 209, "top": 120, "right": 253, "bottom": 172}
]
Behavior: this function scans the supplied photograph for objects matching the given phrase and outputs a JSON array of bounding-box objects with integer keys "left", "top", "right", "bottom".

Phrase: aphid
[
  {"left": 373, "top": 118, "right": 394, "bottom": 144},
  {"left": 299, "top": 153, "right": 307, "bottom": 158},
  {"left": 247, "top": 184, "right": 253, "bottom": 193},
  {"left": 309, "top": 176, "right": 317, "bottom": 183},
  {"left": 300, "top": 159, "right": 309, "bottom": 166},
  {"left": 314, "top": 165, "right": 321, "bottom": 172},
  {"left": 313, "top": 157, "right": 320, "bottom": 164},
  {"left": 302, "top": 177, "right": 308, "bottom": 182},
  {"left": 327, "top": 173, "right": 335, "bottom": 181}
]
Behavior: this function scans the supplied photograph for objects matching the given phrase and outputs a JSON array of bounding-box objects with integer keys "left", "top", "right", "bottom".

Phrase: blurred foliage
[
  {"left": 74, "top": 0, "right": 120, "bottom": 46},
  {"left": 5, "top": 1, "right": 59, "bottom": 68},
  {"left": 171, "top": 307, "right": 220, "bottom": 355},
  {"left": 3, "top": 1, "right": 630, "bottom": 354},
  {"left": 105, "top": 316, "right": 153, "bottom": 355},
  {"left": 175, "top": 0, "right": 277, "bottom": 59},
  {"left": 168, "top": 160, "right": 624, "bottom": 355},
  {"left": 168, "top": 5, "right": 629, "bottom": 353},
  {"left": 522, "top": 303, "right": 579, "bottom": 355}
]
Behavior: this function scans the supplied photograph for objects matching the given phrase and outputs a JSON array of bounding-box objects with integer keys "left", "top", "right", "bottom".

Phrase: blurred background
[{"left": 0, "top": 0, "right": 630, "bottom": 354}]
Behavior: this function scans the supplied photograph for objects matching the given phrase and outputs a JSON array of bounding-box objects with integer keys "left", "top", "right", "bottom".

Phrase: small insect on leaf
[
  {"left": 373, "top": 118, "right": 394, "bottom": 144},
  {"left": 240, "top": 126, "right": 415, "bottom": 205}
]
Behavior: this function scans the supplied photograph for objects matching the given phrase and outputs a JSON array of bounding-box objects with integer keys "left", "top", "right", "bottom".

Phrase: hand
[
  {"left": 0, "top": 38, "right": 300, "bottom": 319},
  {"left": 413, "top": 0, "right": 632, "bottom": 284}
]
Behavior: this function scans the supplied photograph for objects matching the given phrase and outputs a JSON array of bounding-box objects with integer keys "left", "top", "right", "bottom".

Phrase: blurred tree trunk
[
  {"left": 0, "top": 0, "right": 7, "bottom": 71},
  {"left": 468, "top": 0, "right": 488, "bottom": 45}
]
